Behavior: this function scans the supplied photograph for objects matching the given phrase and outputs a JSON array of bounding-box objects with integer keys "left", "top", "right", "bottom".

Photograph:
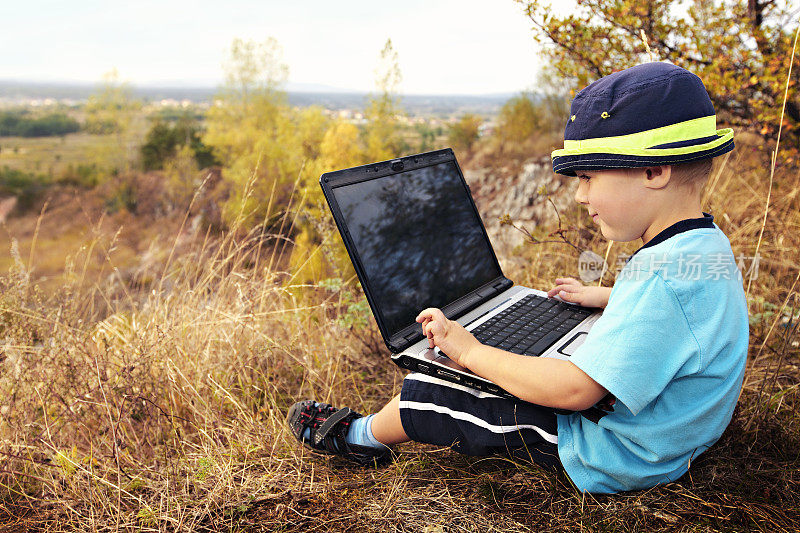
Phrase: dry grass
[
  {"left": 0, "top": 132, "right": 144, "bottom": 179},
  {"left": 0, "top": 136, "right": 799, "bottom": 532},
  {"left": 1, "top": 83, "right": 800, "bottom": 531}
]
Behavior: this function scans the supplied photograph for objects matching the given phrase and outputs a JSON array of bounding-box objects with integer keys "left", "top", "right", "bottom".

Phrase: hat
[{"left": 551, "top": 62, "right": 734, "bottom": 176}]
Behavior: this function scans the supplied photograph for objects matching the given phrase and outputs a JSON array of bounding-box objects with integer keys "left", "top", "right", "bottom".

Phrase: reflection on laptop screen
[{"left": 334, "top": 161, "right": 502, "bottom": 335}]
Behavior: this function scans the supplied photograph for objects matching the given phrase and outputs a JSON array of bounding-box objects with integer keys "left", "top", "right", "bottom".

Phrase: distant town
[{"left": 0, "top": 80, "right": 511, "bottom": 118}]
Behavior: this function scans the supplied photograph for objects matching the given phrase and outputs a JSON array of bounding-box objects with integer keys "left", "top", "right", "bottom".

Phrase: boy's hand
[
  {"left": 416, "top": 308, "right": 481, "bottom": 367},
  {"left": 547, "top": 277, "right": 612, "bottom": 309}
]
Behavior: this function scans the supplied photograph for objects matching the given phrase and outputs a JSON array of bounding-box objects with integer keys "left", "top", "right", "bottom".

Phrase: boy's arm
[
  {"left": 464, "top": 344, "right": 607, "bottom": 410},
  {"left": 417, "top": 308, "right": 607, "bottom": 411},
  {"left": 547, "top": 277, "right": 612, "bottom": 309}
]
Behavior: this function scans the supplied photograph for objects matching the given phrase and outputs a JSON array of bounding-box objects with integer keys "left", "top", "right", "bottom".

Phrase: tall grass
[
  {"left": 1, "top": 131, "right": 799, "bottom": 530},
  {"left": 0, "top": 180, "right": 404, "bottom": 530},
  {"left": 2, "top": 70, "right": 800, "bottom": 533}
]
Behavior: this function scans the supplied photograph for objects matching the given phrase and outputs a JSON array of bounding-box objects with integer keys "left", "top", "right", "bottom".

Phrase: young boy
[{"left": 286, "top": 62, "right": 749, "bottom": 493}]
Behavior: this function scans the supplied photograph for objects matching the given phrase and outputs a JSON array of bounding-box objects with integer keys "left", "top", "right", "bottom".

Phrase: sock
[
  {"left": 301, "top": 406, "right": 382, "bottom": 449},
  {"left": 345, "top": 414, "right": 383, "bottom": 449}
]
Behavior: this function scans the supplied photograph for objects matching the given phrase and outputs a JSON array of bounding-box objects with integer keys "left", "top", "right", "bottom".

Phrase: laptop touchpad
[
  {"left": 557, "top": 332, "right": 588, "bottom": 357},
  {"left": 421, "top": 349, "right": 470, "bottom": 372}
]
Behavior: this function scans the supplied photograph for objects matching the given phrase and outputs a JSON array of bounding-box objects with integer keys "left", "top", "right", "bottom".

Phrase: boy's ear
[{"left": 641, "top": 165, "right": 672, "bottom": 190}]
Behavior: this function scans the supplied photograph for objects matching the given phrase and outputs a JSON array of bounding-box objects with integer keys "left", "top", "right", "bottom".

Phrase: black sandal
[{"left": 286, "top": 400, "right": 392, "bottom": 466}]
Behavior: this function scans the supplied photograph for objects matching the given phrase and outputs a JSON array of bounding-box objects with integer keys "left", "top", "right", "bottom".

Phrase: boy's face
[{"left": 573, "top": 168, "right": 654, "bottom": 243}]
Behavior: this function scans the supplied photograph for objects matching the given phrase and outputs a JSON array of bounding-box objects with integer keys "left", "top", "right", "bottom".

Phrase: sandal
[{"left": 286, "top": 400, "right": 392, "bottom": 466}]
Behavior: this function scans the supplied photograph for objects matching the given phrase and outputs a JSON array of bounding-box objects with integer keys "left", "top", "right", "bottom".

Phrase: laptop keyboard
[{"left": 468, "top": 294, "right": 593, "bottom": 356}]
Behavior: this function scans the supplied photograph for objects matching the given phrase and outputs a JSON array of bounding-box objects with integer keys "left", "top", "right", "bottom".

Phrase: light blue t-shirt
[{"left": 557, "top": 224, "right": 749, "bottom": 493}]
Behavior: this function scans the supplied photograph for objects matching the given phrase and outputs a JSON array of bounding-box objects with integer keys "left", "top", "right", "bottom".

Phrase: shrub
[
  {"left": 0, "top": 166, "right": 49, "bottom": 209},
  {"left": 141, "top": 118, "right": 216, "bottom": 171}
]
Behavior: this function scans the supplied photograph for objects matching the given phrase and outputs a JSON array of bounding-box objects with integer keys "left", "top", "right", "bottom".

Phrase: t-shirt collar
[{"left": 628, "top": 212, "right": 715, "bottom": 260}]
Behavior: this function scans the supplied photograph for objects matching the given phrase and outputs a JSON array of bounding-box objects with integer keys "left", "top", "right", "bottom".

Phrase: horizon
[{"left": 0, "top": 78, "right": 519, "bottom": 98}]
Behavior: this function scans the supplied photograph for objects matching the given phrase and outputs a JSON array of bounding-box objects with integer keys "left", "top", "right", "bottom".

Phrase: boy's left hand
[
  {"left": 547, "top": 277, "right": 612, "bottom": 309},
  {"left": 416, "top": 308, "right": 481, "bottom": 367}
]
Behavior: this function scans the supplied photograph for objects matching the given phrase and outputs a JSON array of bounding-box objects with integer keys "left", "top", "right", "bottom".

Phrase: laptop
[{"left": 319, "top": 148, "right": 602, "bottom": 401}]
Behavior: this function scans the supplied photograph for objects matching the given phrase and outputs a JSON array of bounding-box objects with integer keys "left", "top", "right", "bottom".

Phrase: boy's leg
[
  {"left": 370, "top": 393, "right": 410, "bottom": 445},
  {"left": 397, "top": 373, "right": 561, "bottom": 468},
  {"left": 287, "top": 375, "right": 559, "bottom": 468}
]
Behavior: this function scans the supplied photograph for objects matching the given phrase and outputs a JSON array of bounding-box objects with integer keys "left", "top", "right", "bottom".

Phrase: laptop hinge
[
  {"left": 493, "top": 277, "right": 512, "bottom": 291},
  {"left": 390, "top": 324, "right": 423, "bottom": 353},
  {"left": 388, "top": 277, "right": 513, "bottom": 353},
  {"left": 444, "top": 277, "right": 511, "bottom": 322}
]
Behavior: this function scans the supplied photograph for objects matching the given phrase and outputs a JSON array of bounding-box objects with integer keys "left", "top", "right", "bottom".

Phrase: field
[
  {"left": 0, "top": 123, "right": 798, "bottom": 532},
  {"left": 0, "top": 133, "right": 115, "bottom": 176},
  {"left": 0, "top": 110, "right": 149, "bottom": 178}
]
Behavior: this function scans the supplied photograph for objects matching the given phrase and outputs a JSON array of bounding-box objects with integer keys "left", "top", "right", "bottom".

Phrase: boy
[{"left": 286, "top": 62, "right": 749, "bottom": 493}]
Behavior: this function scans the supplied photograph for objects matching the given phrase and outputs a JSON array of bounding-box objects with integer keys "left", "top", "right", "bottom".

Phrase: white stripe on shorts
[
  {"left": 398, "top": 400, "right": 558, "bottom": 444},
  {"left": 404, "top": 372, "right": 502, "bottom": 399}
]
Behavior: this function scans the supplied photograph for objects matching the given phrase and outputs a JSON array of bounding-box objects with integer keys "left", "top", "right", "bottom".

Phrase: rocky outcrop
[{"left": 463, "top": 157, "right": 576, "bottom": 256}]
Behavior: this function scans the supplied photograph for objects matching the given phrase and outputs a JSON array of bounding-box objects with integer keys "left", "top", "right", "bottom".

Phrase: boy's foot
[{"left": 286, "top": 400, "right": 392, "bottom": 466}]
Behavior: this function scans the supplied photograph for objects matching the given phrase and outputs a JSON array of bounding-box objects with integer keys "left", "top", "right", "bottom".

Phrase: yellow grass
[
  {"left": 1, "top": 133, "right": 118, "bottom": 176},
  {"left": 0, "top": 132, "right": 798, "bottom": 530},
  {"left": 2, "top": 50, "right": 800, "bottom": 526}
]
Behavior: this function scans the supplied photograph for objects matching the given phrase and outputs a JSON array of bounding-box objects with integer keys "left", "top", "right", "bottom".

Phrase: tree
[
  {"left": 415, "top": 122, "right": 438, "bottom": 152},
  {"left": 0, "top": 111, "right": 79, "bottom": 137},
  {"left": 499, "top": 92, "right": 541, "bottom": 142},
  {"left": 141, "top": 117, "right": 216, "bottom": 171},
  {"left": 517, "top": 0, "right": 800, "bottom": 140},
  {"left": 202, "top": 38, "right": 301, "bottom": 228},
  {"left": 448, "top": 114, "right": 483, "bottom": 153},
  {"left": 364, "top": 39, "right": 406, "bottom": 161},
  {"left": 315, "top": 121, "right": 366, "bottom": 172},
  {"left": 84, "top": 70, "right": 142, "bottom": 174},
  {"left": 290, "top": 120, "right": 367, "bottom": 286},
  {"left": 140, "top": 121, "right": 176, "bottom": 171},
  {"left": 163, "top": 144, "right": 199, "bottom": 208}
]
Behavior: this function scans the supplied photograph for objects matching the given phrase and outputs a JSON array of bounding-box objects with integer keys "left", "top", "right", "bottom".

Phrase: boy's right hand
[{"left": 546, "top": 277, "right": 612, "bottom": 309}]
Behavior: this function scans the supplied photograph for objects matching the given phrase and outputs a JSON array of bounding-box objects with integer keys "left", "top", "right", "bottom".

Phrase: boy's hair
[{"left": 670, "top": 158, "right": 713, "bottom": 190}]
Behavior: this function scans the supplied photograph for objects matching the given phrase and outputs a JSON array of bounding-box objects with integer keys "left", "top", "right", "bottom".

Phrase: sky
[{"left": 1, "top": 0, "right": 546, "bottom": 95}]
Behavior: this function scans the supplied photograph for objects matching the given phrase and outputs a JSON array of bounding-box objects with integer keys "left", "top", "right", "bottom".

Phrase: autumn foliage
[{"left": 517, "top": 0, "right": 800, "bottom": 142}]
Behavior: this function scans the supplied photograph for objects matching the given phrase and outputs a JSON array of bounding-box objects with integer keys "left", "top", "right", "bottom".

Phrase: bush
[
  {"left": 58, "top": 163, "right": 102, "bottom": 188},
  {"left": 0, "top": 166, "right": 49, "bottom": 209},
  {"left": 498, "top": 92, "right": 541, "bottom": 143},
  {"left": 477, "top": 82, "right": 569, "bottom": 166},
  {"left": 448, "top": 114, "right": 483, "bottom": 154},
  {"left": 104, "top": 179, "right": 137, "bottom": 214},
  {"left": 141, "top": 118, "right": 217, "bottom": 171}
]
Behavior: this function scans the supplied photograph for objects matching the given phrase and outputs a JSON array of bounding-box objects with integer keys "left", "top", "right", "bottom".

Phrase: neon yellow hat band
[
  {"left": 563, "top": 115, "right": 716, "bottom": 150},
  {"left": 553, "top": 128, "right": 733, "bottom": 158}
]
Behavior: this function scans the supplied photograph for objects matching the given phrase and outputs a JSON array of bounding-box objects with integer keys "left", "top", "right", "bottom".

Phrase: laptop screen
[{"left": 332, "top": 160, "right": 502, "bottom": 335}]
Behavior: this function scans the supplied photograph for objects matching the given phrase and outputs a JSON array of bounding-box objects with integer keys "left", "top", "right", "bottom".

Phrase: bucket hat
[{"left": 551, "top": 62, "right": 734, "bottom": 176}]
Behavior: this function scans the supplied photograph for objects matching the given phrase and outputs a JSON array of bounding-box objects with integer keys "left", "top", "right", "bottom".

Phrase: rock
[
  {"left": 0, "top": 196, "right": 18, "bottom": 223},
  {"left": 463, "top": 157, "right": 575, "bottom": 255}
]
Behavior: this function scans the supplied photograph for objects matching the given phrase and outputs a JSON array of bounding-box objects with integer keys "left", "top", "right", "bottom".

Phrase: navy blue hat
[{"left": 551, "top": 62, "right": 734, "bottom": 176}]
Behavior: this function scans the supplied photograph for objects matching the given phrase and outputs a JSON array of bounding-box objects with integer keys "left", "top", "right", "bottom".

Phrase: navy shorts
[{"left": 399, "top": 373, "right": 561, "bottom": 468}]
